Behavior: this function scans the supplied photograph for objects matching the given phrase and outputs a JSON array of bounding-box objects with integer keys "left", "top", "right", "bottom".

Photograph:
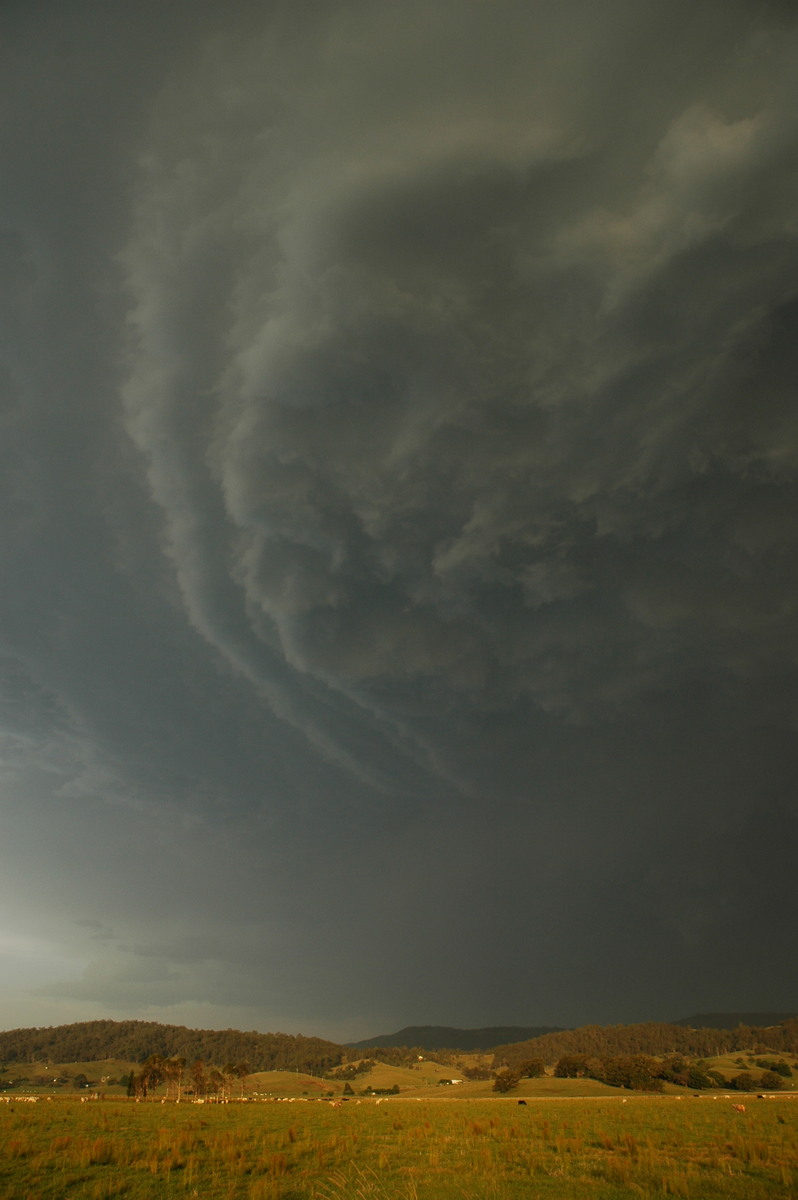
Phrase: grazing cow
[
  {"left": 517, "top": 1100, "right": 526, "bottom": 1105},
  {"left": 733, "top": 1104, "right": 746, "bottom": 1113}
]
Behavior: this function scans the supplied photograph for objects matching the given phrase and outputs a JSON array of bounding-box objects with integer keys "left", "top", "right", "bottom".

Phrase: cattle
[
  {"left": 733, "top": 1104, "right": 746, "bottom": 1113},
  {"left": 517, "top": 1100, "right": 527, "bottom": 1105}
]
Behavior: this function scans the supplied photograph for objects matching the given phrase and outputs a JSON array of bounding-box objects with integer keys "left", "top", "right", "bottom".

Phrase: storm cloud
[{"left": 1, "top": 0, "right": 797, "bottom": 1040}]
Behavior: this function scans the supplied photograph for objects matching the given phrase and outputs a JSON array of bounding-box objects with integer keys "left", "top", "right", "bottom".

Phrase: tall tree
[
  {"left": 223, "top": 1062, "right": 237, "bottom": 1102},
  {"left": 234, "top": 1061, "right": 250, "bottom": 1100},
  {"left": 190, "top": 1060, "right": 206, "bottom": 1099},
  {"left": 164, "top": 1057, "right": 186, "bottom": 1102}
]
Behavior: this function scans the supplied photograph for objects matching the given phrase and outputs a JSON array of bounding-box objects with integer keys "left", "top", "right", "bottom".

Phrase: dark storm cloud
[
  {"left": 1, "top": 0, "right": 797, "bottom": 1037},
  {"left": 120, "top": 2, "right": 798, "bottom": 767}
]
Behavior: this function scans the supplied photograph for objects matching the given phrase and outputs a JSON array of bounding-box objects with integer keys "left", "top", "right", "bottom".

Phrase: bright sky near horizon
[{"left": 1, "top": 0, "right": 797, "bottom": 1044}]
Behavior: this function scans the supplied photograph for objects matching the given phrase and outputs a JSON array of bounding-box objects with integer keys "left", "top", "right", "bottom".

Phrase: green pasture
[{"left": 1, "top": 1094, "right": 796, "bottom": 1199}]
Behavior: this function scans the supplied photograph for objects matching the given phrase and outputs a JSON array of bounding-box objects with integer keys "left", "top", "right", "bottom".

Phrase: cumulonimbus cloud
[{"left": 120, "top": 1, "right": 798, "bottom": 770}]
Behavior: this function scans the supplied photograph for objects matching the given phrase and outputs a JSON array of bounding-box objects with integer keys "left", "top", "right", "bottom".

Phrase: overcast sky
[{"left": 1, "top": 0, "right": 797, "bottom": 1045}]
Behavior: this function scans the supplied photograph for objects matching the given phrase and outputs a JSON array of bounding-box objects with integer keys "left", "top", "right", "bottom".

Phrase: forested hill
[
  {"left": 492, "top": 1019, "right": 798, "bottom": 1068},
  {"left": 4, "top": 1016, "right": 797, "bottom": 1070},
  {"left": 349, "top": 1025, "right": 563, "bottom": 1051},
  {"left": 0, "top": 1020, "right": 346, "bottom": 1073}
]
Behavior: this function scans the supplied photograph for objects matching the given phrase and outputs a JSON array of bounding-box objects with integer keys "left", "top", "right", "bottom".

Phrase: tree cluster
[
  {"left": 552, "top": 1052, "right": 790, "bottom": 1093},
  {"left": 325, "top": 1059, "right": 376, "bottom": 1080},
  {"left": 126, "top": 1055, "right": 250, "bottom": 1101},
  {"left": 554, "top": 1054, "right": 666, "bottom": 1091},
  {"left": 656, "top": 1058, "right": 724, "bottom": 1090},
  {"left": 754, "top": 1058, "right": 792, "bottom": 1077},
  {"left": 460, "top": 1064, "right": 494, "bottom": 1081},
  {"left": 730, "top": 1071, "right": 784, "bottom": 1092}
]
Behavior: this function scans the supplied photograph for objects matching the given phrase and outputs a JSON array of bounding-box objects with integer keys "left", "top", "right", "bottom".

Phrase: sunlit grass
[{"left": 0, "top": 1095, "right": 795, "bottom": 1198}]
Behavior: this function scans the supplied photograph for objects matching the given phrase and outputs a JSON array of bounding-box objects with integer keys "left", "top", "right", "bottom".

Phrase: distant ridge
[
  {"left": 347, "top": 1025, "right": 564, "bottom": 1051},
  {"left": 672, "top": 1012, "right": 797, "bottom": 1029}
]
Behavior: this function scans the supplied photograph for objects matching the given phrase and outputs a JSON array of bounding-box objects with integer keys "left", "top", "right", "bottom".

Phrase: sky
[{"left": 1, "top": 0, "right": 797, "bottom": 1046}]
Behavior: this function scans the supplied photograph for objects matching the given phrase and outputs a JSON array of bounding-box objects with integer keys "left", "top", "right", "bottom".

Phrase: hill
[
  {"left": 492, "top": 1019, "right": 798, "bottom": 1067},
  {"left": 3, "top": 1015, "right": 797, "bottom": 1076},
  {"left": 348, "top": 1025, "right": 564, "bottom": 1051},
  {"left": 0, "top": 1020, "right": 345, "bottom": 1074}
]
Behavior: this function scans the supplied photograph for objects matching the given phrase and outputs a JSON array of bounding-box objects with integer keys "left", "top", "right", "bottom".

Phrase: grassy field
[{"left": 1, "top": 1094, "right": 796, "bottom": 1199}]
